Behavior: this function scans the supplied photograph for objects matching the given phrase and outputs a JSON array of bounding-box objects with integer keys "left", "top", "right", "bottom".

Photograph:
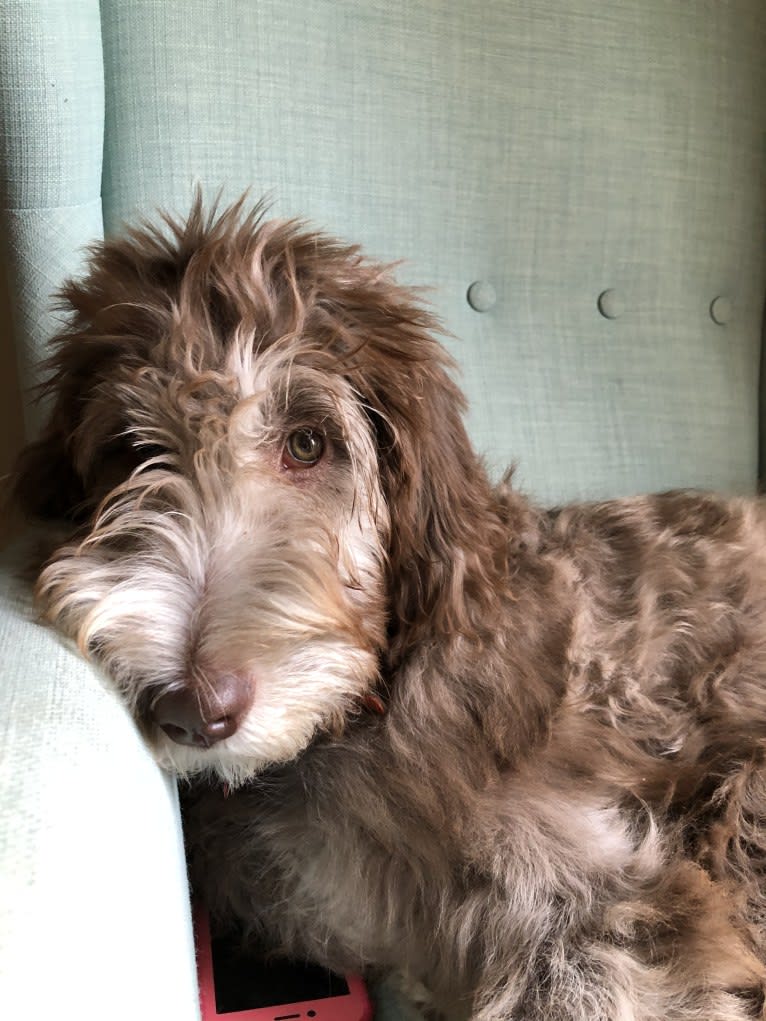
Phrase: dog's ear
[
  {"left": 13, "top": 409, "right": 87, "bottom": 523},
  {"left": 11, "top": 268, "right": 149, "bottom": 524},
  {"left": 324, "top": 276, "right": 510, "bottom": 663},
  {"left": 12, "top": 335, "right": 121, "bottom": 523}
]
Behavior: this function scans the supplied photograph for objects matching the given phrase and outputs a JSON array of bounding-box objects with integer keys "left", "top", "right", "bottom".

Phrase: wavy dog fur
[{"left": 15, "top": 197, "right": 766, "bottom": 1020}]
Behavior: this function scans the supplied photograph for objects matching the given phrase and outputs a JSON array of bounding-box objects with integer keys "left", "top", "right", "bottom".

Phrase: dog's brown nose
[{"left": 152, "top": 674, "right": 253, "bottom": 748}]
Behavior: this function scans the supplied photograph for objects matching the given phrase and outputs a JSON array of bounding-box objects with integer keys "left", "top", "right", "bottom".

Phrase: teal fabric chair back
[
  {"left": 1, "top": 0, "right": 103, "bottom": 435},
  {"left": 2, "top": 0, "right": 766, "bottom": 505}
]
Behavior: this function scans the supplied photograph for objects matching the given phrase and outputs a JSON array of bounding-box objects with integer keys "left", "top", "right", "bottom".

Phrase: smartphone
[{"left": 194, "top": 905, "right": 373, "bottom": 1021}]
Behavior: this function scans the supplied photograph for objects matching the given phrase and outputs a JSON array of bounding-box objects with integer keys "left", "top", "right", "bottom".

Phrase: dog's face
[{"left": 16, "top": 199, "right": 487, "bottom": 784}]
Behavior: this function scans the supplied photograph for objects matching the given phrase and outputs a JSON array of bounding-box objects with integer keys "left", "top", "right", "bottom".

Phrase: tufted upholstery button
[
  {"left": 467, "top": 280, "right": 496, "bottom": 313},
  {"left": 597, "top": 289, "right": 624, "bottom": 320},
  {"left": 710, "top": 296, "right": 732, "bottom": 325}
]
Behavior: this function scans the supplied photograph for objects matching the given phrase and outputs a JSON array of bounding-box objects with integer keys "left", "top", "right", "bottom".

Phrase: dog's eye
[{"left": 283, "top": 429, "right": 325, "bottom": 469}]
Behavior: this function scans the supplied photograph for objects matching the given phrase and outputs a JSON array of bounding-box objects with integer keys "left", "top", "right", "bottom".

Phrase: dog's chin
[{"left": 154, "top": 739, "right": 303, "bottom": 787}]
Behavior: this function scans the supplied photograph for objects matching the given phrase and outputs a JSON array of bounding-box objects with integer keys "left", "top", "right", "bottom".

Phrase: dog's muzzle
[{"left": 151, "top": 673, "right": 253, "bottom": 747}]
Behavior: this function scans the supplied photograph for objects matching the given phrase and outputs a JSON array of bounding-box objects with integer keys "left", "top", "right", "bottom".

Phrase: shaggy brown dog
[{"left": 15, "top": 198, "right": 766, "bottom": 1020}]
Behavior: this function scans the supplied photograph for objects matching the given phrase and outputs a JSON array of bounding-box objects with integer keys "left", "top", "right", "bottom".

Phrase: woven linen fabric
[
  {"left": 0, "top": 544, "right": 201, "bottom": 1021},
  {"left": 99, "top": 0, "right": 766, "bottom": 505},
  {"left": 0, "top": 0, "right": 104, "bottom": 435}
]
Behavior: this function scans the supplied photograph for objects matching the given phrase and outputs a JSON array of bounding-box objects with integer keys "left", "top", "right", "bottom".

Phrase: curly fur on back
[{"left": 15, "top": 197, "right": 766, "bottom": 1020}]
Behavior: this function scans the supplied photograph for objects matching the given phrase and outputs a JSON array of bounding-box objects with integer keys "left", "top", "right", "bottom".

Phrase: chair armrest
[{"left": 0, "top": 539, "right": 200, "bottom": 1020}]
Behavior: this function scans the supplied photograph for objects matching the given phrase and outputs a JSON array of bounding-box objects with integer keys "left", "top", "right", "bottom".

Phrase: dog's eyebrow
[
  {"left": 266, "top": 367, "right": 347, "bottom": 418},
  {"left": 278, "top": 395, "right": 348, "bottom": 446}
]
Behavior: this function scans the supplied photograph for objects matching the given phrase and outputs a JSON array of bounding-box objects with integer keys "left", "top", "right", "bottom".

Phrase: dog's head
[{"left": 15, "top": 197, "right": 500, "bottom": 783}]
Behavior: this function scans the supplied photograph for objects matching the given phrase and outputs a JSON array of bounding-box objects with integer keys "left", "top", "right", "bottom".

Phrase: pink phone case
[{"left": 194, "top": 906, "right": 373, "bottom": 1021}]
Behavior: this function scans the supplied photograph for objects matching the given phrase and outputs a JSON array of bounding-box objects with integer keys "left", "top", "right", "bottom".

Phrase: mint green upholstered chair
[{"left": 1, "top": 3, "right": 765, "bottom": 1019}]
